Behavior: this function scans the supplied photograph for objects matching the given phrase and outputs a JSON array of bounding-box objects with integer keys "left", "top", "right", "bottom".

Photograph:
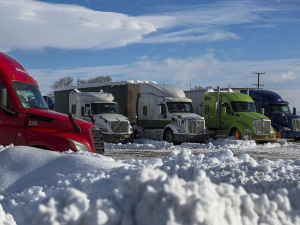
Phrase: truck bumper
[
  {"left": 102, "top": 133, "right": 133, "bottom": 144},
  {"left": 280, "top": 131, "right": 300, "bottom": 139},
  {"left": 173, "top": 133, "right": 209, "bottom": 143},
  {"left": 248, "top": 134, "right": 277, "bottom": 142}
]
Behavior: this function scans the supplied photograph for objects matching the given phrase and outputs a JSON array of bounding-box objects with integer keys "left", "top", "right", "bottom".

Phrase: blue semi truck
[{"left": 241, "top": 89, "right": 300, "bottom": 140}]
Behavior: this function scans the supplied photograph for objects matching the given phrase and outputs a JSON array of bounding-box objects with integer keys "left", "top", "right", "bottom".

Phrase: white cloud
[
  {"left": 0, "top": 0, "right": 293, "bottom": 52},
  {"left": 268, "top": 71, "right": 297, "bottom": 83},
  {"left": 0, "top": 0, "right": 156, "bottom": 51}
]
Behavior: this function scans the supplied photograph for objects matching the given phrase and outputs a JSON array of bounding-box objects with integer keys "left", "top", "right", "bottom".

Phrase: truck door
[
  {"left": 220, "top": 102, "right": 236, "bottom": 129},
  {"left": 0, "top": 83, "right": 18, "bottom": 146}
]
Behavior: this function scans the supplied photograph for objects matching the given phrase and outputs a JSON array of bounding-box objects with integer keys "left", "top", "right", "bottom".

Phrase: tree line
[{"left": 48, "top": 75, "right": 112, "bottom": 95}]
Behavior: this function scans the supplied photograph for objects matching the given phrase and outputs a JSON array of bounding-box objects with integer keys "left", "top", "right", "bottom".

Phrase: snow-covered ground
[{"left": 1, "top": 138, "right": 300, "bottom": 225}]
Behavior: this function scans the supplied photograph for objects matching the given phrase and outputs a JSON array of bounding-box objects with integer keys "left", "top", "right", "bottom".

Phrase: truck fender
[
  {"left": 164, "top": 123, "right": 184, "bottom": 135},
  {"left": 94, "top": 121, "right": 110, "bottom": 133},
  {"left": 271, "top": 121, "right": 285, "bottom": 132},
  {"left": 227, "top": 120, "right": 252, "bottom": 136}
]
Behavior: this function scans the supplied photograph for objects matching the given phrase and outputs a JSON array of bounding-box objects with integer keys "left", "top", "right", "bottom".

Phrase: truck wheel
[
  {"left": 230, "top": 128, "right": 240, "bottom": 139},
  {"left": 164, "top": 129, "right": 174, "bottom": 143}
]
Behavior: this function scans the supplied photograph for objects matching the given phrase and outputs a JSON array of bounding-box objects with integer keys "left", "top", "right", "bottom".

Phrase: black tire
[{"left": 164, "top": 129, "right": 174, "bottom": 143}]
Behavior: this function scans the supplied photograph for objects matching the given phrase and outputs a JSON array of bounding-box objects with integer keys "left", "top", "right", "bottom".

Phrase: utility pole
[{"left": 253, "top": 72, "right": 265, "bottom": 90}]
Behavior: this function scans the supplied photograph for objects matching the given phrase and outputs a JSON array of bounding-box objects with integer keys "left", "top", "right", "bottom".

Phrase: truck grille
[
  {"left": 187, "top": 120, "right": 205, "bottom": 134},
  {"left": 254, "top": 119, "right": 271, "bottom": 134},
  {"left": 292, "top": 118, "right": 300, "bottom": 131},
  {"left": 111, "top": 121, "right": 129, "bottom": 133},
  {"left": 90, "top": 127, "right": 104, "bottom": 154}
]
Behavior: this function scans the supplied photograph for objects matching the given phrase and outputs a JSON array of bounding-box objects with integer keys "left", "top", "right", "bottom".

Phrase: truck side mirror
[
  {"left": 293, "top": 107, "right": 296, "bottom": 115},
  {"left": 130, "top": 115, "right": 137, "bottom": 121},
  {"left": 0, "top": 85, "right": 7, "bottom": 108},
  {"left": 158, "top": 103, "right": 167, "bottom": 115},
  {"left": 260, "top": 108, "right": 265, "bottom": 115},
  {"left": 90, "top": 115, "right": 96, "bottom": 124}
]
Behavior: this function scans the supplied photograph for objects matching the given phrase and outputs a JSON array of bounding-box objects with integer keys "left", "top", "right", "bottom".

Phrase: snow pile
[
  {"left": 0, "top": 140, "right": 300, "bottom": 224},
  {"left": 105, "top": 138, "right": 174, "bottom": 150}
]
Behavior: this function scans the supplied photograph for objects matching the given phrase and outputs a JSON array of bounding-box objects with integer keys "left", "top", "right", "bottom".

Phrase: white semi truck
[
  {"left": 134, "top": 83, "right": 209, "bottom": 143},
  {"left": 60, "top": 89, "right": 133, "bottom": 143}
]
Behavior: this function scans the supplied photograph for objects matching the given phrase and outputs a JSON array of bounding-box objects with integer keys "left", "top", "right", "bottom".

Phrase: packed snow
[{"left": 1, "top": 138, "right": 300, "bottom": 225}]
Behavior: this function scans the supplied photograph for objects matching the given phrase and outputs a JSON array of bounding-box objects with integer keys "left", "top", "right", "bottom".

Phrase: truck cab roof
[
  {"left": 0, "top": 52, "right": 38, "bottom": 86},
  {"left": 241, "top": 90, "right": 289, "bottom": 105},
  {"left": 140, "top": 83, "right": 186, "bottom": 98},
  {"left": 70, "top": 91, "right": 114, "bottom": 102},
  {"left": 207, "top": 92, "right": 254, "bottom": 102}
]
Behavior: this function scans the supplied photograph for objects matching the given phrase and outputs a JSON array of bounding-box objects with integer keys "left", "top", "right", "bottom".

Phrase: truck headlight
[
  {"left": 68, "top": 139, "right": 89, "bottom": 152},
  {"left": 243, "top": 128, "right": 252, "bottom": 133},
  {"left": 177, "top": 129, "right": 186, "bottom": 133}
]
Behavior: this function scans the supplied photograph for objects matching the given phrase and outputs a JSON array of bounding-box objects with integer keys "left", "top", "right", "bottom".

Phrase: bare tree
[
  {"left": 50, "top": 75, "right": 112, "bottom": 94},
  {"left": 77, "top": 78, "right": 87, "bottom": 85},
  {"left": 87, "top": 76, "right": 112, "bottom": 84},
  {"left": 50, "top": 76, "right": 74, "bottom": 89},
  {"left": 190, "top": 86, "right": 214, "bottom": 91}
]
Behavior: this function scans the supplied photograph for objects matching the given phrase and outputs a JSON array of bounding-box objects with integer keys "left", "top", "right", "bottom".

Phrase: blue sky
[{"left": 1, "top": 0, "right": 300, "bottom": 110}]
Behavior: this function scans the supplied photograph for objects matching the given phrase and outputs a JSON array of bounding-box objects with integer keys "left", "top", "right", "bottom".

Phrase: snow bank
[{"left": 1, "top": 139, "right": 300, "bottom": 225}]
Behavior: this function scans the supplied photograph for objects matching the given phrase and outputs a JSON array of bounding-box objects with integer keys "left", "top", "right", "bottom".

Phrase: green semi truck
[{"left": 185, "top": 88, "right": 277, "bottom": 142}]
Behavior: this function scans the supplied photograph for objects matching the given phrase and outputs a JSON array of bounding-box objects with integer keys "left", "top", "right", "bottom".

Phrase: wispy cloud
[{"left": 0, "top": 0, "right": 295, "bottom": 52}]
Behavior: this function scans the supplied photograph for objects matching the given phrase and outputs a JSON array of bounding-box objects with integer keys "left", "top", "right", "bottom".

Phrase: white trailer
[{"left": 69, "top": 90, "right": 133, "bottom": 143}]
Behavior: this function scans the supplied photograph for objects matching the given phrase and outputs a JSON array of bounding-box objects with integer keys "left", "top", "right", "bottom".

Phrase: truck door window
[
  {"left": 71, "top": 104, "right": 76, "bottom": 114},
  {"left": 85, "top": 104, "right": 90, "bottom": 115},
  {"left": 204, "top": 105, "right": 209, "bottom": 115},
  {"left": 0, "top": 83, "right": 10, "bottom": 109},
  {"left": 143, "top": 106, "right": 147, "bottom": 116},
  {"left": 221, "top": 103, "right": 231, "bottom": 114},
  {"left": 161, "top": 104, "right": 166, "bottom": 115}
]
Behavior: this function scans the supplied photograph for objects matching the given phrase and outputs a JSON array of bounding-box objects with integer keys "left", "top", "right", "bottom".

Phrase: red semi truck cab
[{"left": 0, "top": 52, "right": 104, "bottom": 153}]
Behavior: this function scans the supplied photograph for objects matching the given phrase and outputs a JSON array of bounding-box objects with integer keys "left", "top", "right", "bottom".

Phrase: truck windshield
[
  {"left": 269, "top": 104, "right": 291, "bottom": 114},
  {"left": 231, "top": 101, "right": 256, "bottom": 112},
  {"left": 13, "top": 82, "right": 48, "bottom": 109},
  {"left": 167, "top": 102, "right": 193, "bottom": 113},
  {"left": 91, "top": 103, "right": 119, "bottom": 114}
]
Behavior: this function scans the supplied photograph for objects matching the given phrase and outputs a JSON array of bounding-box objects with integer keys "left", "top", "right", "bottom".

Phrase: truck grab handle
[{"left": 68, "top": 113, "right": 81, "bottom": 133}]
